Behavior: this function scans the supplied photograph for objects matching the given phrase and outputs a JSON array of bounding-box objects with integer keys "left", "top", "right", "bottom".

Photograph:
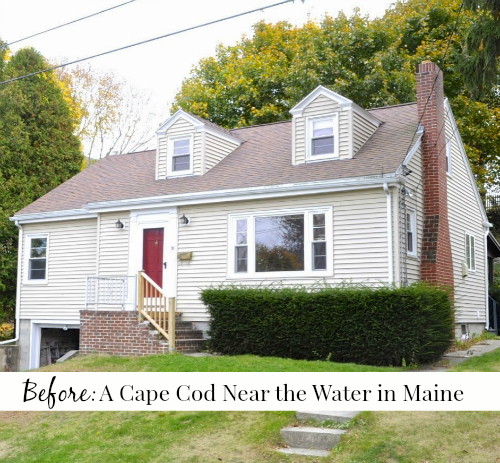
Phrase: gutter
[
  {"left": 0, "top": 221, "right": 22, "bottom": 346},
  {"left": 12, "top": 173, "right": 404, "bottom": 223},
  {"left": 383, "top": 183, "right": 394, "bottom": 285}
]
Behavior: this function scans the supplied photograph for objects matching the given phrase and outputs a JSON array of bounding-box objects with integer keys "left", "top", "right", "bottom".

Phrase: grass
[
  {"left": 37, "top": 353, "right": 404, "bottom": 372},
  {"left": 1, "top": 410, "right": 499, "bottom": 462},
  {"left": 451, "top": 347, "right": 500, "bottom": 371},
  {"left": 2, "top": 352, "right": 499, "bottom": 462}
]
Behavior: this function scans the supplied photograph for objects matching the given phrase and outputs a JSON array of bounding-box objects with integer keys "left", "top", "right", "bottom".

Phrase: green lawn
[
  {"left": 2, "top": 351, "right": 499, "bottom": 462},
  {"left": 451, "top": 347, "right": 500, "bottom": 371},
  {"left": 38, "top": 352, "right": 403, "bottom": 372}
]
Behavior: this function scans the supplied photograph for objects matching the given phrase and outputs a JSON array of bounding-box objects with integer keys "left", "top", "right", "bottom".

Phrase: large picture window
[{"left": 230, "top": 209, "right": 332, "bottom": 277}]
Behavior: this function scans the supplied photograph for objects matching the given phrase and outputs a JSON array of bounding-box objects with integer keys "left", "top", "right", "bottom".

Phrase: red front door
[{"left": 143, "top": 228, "right": 164, "bottom": 288}]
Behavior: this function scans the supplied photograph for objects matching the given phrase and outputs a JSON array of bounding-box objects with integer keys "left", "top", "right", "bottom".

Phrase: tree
[
  {"left": 460, "top": 0, "right": 500, "bottom": 98},
  {"left": 172, "top": 0, "right": 500, "bottom": 192},
  {"left": 56, "top": 64, "right": 164, "bottom": 162},
  {"left": 0, "top": 45, "right": 83, "bottom": 320}
]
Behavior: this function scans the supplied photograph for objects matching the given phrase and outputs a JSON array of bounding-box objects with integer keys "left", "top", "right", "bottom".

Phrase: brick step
[
  {"left": 175, "top": 338, "right": 206, "bottom": 353},
  {"left": 175, "top": 329, "right": 203, "bottom": 340}
]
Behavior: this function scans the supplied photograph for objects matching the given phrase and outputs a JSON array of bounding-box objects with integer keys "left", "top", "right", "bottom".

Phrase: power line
[
  {"left": 3, "top": 0, "right": 138, "bottom": 48},
  {"left": 401, "top": 1, "right": 464, "bottom": 170},
  {"left": 0, "top": 0, "right": 293, "bottom": 86}
]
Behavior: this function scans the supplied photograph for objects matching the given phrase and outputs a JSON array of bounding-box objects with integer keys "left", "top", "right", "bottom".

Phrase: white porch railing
[
  {"left": 85, "top": 273, "right": 176, "bottom": 350},
  {"left": 85, "top": 276, "right": 137, "bottom": 310}
]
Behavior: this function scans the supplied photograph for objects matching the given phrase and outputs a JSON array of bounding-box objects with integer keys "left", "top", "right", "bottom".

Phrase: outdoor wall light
[
  {"left": 115, "top": 219, "right": 125, "bottom": 229},
  {"left": 179, "top": 214, "right": 190, "bottom": 225}
]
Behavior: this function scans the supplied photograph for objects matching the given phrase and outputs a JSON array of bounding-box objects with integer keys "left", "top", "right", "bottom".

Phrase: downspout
[
  {"left": 383, "top": 183, "right": 394, "bottom": 285},
  {"left": 484, "top": 222, "right": 492, "bottom": 331},
  {"left": 0, "top": 220, "right": 22, "bottom": 345}
]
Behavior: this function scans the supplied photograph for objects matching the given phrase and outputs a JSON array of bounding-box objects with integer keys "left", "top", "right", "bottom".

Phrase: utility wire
[
  {"left": 0, "top": 0, "right": 293, "bottom": 86},
  {"left": 3, "top": 0, "right": 138, "bottom": 48},
  {"left": 401, "top": 1, "right": 464, "bottom": 169}
]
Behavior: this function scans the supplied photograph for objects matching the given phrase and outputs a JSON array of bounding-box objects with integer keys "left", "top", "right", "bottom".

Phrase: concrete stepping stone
[
  {"left": 277, "top": 448, "right": 331, "bottom": 457},
  {"left": 296, "top": 411, "right": 360, "bottom": 423},
  {"left": 280, "top": 427, "right": 346, "bottom": 450}
]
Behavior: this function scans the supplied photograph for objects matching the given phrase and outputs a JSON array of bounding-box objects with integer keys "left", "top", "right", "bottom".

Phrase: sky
[{"left": 0, "top": 0, "right": 396, "bottom": 116}]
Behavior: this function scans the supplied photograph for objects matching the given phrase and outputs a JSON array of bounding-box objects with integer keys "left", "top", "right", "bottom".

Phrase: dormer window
[
  {"left": 167, "top": 135, "right": 193, "bottom": 177},
  {"left": 306, "top": 114, "right": 339, "bottom": 161}
]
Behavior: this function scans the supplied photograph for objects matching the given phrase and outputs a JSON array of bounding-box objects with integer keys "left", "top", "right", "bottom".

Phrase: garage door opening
[{"left": 39, "top": 327, "right": 79, "bottom": 367}]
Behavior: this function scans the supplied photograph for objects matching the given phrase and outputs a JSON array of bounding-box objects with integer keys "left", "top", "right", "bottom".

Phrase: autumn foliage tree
[
  {"left": 0, "top": 45, "right": 83, "bottom": 320},
  {"left": 56, "top": 64, "right": 164, "bottom": 163},
  {"left": 173, "top": 0, "right": 500, "bottom": 192}
]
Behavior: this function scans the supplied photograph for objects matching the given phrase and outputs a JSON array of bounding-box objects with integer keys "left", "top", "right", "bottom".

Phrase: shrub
[{"left": 202, "top": 283, "right": 454, "bottom": 366}]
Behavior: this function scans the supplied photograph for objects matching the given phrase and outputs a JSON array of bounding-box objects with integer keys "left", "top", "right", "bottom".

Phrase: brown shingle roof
[{"left": 17, "top": 102, "right": 418, "bottom": 216}]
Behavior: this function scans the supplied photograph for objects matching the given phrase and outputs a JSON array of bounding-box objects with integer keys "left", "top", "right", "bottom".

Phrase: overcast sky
[{"left": 0, "top": 0, "right": 396, "bottom": 116}]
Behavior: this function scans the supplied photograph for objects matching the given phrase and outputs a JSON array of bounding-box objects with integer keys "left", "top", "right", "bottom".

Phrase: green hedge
[{"left": 202, "top": 283, "right": 454, "bottom": 366}]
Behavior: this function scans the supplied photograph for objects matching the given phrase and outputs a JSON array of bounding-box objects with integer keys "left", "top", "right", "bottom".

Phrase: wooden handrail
[{"left": 137, "top": 271, "right": 176, "bottom": 350}]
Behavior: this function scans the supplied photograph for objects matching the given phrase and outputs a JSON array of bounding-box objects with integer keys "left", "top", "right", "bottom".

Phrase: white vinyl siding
[
  {"left": 403, "top": 145, "right": 424, "bottom": 283},
  {"left": 205, "top": 132, "right": 239, "bottom": 173},
  {"left": 352, "top": 111, "right": 378, "bottom": 155},
  {"left": 294, "top": 95, "right": 349, "bottom": 164},
  {"left": 176, "top": 189, "right": 389, "bottom": 323},
  {"left": 445, "top": 102, "right": 486, "bottom": 324},
  {"left": 98, "top": 212, "right": 130, "bottom": 276},
  {"left": 157, "top": 118, "right": 203, "bottom": 178},
  {"left": 19, "top": 219, "right": 97, "bottom": 321}
]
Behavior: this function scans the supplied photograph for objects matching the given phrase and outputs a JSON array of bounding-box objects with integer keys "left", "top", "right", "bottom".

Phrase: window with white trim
[
  {"left": 307, "top": 114, "right": 339, "bottom": 161},
  {"left": 406, "top": 209, "right": 417, "bottom": 256},
  {"left": 445, "top": 140, "right": 452, "bottom": 174},
  {"left": 465, "top": 233, "right": 476, "bottom": 271},
  {"left": 167, "top": 136, "right": 193, "bottom": 176},
  {"left": 229, "top": 209, "right": 332, "bottom": 277},
  {"left": 26, "top": 235, "right": 48, "bottom": 282}
]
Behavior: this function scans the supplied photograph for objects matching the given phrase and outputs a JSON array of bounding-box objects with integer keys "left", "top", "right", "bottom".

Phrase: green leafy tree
[
  {"left": 0, "top": 45, "right": 83, "bottom": 321},
  {"left": 460, "top": 0, "right": 500, "bottom": 98},
  {"left": 173, "top": 0, "right": 500, "bottom": 192}
]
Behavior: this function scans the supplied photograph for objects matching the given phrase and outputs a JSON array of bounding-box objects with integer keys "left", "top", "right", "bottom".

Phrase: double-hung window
[
  {"left": 406, "top": 209, "right": 417, "bottom": 257},
  {"left": 307, "top": 114, "right": 338, "bottom": 161},
  {"left": 167, "top": 135, "right": 193, "bottom": 176},
  {"left": 465, "top": 233, "right": 476, "bottom": 271},
  {"left": 229, "top": 208, "right": 332, "bottom": 277},
  {"left": 26, "top": 235, "right": 48, "bottom": 283}
]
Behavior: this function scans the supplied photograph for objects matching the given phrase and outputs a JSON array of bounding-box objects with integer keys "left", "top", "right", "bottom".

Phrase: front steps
[
  {"left": 144, "top": 318, "right": 206, "bottom": 354},
  {"left": 278, "top": 411, "right": 360, "bottom": 457}
]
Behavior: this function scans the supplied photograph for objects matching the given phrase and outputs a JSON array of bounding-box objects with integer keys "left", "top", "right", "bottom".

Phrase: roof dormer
[
  {"left": 290, "top": 86, "right": 381, "bottom": 165},
  {"left": 155, "top": 110, "right": 242, "bottom": 180}
]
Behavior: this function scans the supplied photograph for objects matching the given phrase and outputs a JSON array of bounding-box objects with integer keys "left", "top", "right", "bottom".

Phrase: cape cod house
[{"left": 7, "top": 61, "right": 497, "bottom": 370}]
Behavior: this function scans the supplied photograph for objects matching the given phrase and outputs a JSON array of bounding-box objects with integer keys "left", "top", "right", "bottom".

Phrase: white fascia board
[
  {"left": 157, "top": 109, "right": 242, "bottom": 146},
  {"left": 289, "top": 85, "right": 353, "bottom": 117},
  {"left": 397, "top": 128, "right": 424, "bottom": 172},
  {"left": 11, "top": 209, "right": 97, "bottom": 224},
  {"left": 444, "top": 98, "right": 489, "bottom": 224},
  {"left": 86, "top": 174, "right": 404, "bottom": 213},
  {"left": 156, "top": 110, "right": 204, "bottom": 136}
]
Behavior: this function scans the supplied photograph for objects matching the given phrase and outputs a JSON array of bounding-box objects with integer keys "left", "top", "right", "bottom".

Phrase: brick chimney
[{"left": 416, "top": 61, "right": 454, "bottom": 288}]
